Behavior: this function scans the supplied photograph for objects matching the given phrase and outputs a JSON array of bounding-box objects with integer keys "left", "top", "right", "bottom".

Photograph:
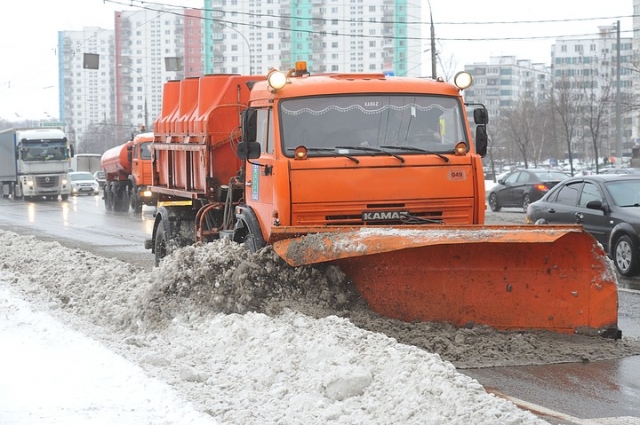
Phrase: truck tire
[
  {"left": 130, "top": 189, "right": 142, "bottom": 214},
  {"left": 243, "top": 229, "right": 259, "bottom": 252},
  {"left": 105, "top": 183, "right": 115, "bottom": 211},
  {"left": 233, "top": 216, "right": 266, "bottom": 253},
  {"left": 16, "top": 184, "right": 27, "bottom": 201},
  {"left": 61, "top": 194, "right": 69, "bottom": 201},
  {"left": 154, "top": 221, "right": 169, "bottom": 266},
  {"left": 113, "top": 184, "right": 128, "bottom": 213}
]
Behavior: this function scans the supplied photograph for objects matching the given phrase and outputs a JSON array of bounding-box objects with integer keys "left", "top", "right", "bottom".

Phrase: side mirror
[
  {"left": 69, "top": 143, "right": 75, "bottom": 158},
  {"left": 586, "top": 200, "right": 607, "bottom": 213},
  {"left": 473, "top": 107, "right": 489, "bottom": 125},
  {"left": 242, "top": 108, "right": 257, "bottom": 143},
  {"left": 237, "top": 141, "right": 261, "bottom": 160},
  {"left": 475, "top": 125, "right": 488, "bottom": 158}
]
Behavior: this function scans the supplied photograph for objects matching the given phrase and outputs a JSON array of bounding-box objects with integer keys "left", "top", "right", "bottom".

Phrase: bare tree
[
  {"left": 500, "top": 95, "right": 540, "bottom": 168},
  {"left": 581, "top": 63, "right": 614, "bottom": 174},
  {"left": 552, "top": 72, "right": 585, "bottom": 176}
]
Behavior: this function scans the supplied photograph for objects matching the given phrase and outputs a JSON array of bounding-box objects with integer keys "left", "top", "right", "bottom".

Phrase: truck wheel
[
  {"left": 244, "top": 232, "right": 258, "bottom": 252},
  {"left": 154, "top": 223, "right": 169, "bottom": 266},
  {"left": 114, "top": 185, "right": 128, "bottom": 213},
  {"left": 14, "top": 183, "right": 23, "bottom": 201},
  {"left": 238, "top": 224, "right": 264, "bottom": 253},
  {"left": 613, "top": 235, "right": 640, "bottom": 277},
  {"left": 130, "top": 190, "right": 142, "bottom": 214},
  {"left": 105, "top": 184, "right": 114, "bottom": 211},
  {"left": 61, "top": 194, "right": 69, "bottom": 201}
]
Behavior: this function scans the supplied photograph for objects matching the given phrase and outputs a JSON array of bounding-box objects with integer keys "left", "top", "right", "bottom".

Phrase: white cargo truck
[
  {"left": 0, "top": 128, "right": 73, "bottom": 200},
  {"left": 70, "top": 153, "right": 102, "bottom": 173}
]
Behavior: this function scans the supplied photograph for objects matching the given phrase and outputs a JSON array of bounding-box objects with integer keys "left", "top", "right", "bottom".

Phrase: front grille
[
  {"left": 36, "top": 175, "right": 60, "bottom": 188},
  {"left": 293, "top": 199, "right": 474, "bottom": 226}
]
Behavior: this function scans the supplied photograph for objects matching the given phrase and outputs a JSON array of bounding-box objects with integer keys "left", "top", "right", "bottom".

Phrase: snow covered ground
[
  {"left": 0, "top": 229, "right": 551, "bottom": 424},
  {"left": 1, "top": 228, "right": 639, "bottom": 424}
]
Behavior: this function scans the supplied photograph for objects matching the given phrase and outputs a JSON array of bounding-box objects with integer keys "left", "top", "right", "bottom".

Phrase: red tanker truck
[{"left": 100, "top": 132, "right": 156, "bottom": 213}]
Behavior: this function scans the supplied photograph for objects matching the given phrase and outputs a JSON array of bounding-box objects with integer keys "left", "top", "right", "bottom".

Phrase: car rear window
[{"left": 533, "top": 171, "right": 567, "bottom": 181}]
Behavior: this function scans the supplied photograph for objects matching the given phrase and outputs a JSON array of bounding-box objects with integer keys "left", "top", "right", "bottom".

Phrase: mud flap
[{"left": 272, "top": 226, "right": 620, "bottom": 338}]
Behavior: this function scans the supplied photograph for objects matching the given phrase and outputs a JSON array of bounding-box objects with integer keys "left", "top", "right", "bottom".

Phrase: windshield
[
  {"left": 279, "top": 95, "right": 468, "bottom": 156},
  {"left": 140, "top": 142, "right": 152, "bottom": 160},
  {"left": 605, "top": 179, "right": 640, "bottom": 206},
  {"left": 70, "top": 172, "right": 94, "bottom": 181},
  {"left": 21, "top": 140, "right": 69, "bottom": 161}
]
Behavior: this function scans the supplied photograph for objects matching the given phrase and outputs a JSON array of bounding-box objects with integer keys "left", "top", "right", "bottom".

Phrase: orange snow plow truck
[
  {"left": 146, "top": 62, "right": 620, "bottom": 338},
  {"left": 101, "top": 132, "right": 157, "bottom": 213}
]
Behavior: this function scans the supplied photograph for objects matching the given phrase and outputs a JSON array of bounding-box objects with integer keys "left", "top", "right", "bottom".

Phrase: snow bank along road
[{"left": 1, "top": 222, "right": 640, "bottom": 423}]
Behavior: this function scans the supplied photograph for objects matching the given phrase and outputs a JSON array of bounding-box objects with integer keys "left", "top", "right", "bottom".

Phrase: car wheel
[
  {"left": 522, "top": 194, "right": 531, "bottom": 212},
  {"left": 489, "top": 193, "right": 501, "bottom": 212},
  {"left": 613, "top": 235, "right": 640, "bottom": 277}
]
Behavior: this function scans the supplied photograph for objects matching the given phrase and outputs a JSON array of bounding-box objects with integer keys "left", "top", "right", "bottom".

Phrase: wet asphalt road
[
  {"left": 1, "top": 196, "right": 639, "bottom": 424},
  {"left": 483, "top": 207, "right": 640, "bottom": 424}
]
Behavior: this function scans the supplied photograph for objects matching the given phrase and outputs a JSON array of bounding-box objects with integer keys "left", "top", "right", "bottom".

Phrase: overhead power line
[{"left": 103, "top": 0, "right": 636, "bottom": 44}]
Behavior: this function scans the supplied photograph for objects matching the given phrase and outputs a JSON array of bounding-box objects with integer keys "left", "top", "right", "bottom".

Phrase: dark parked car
[
  {"left": 93, "top": 170, "right": 106, "bottom": 190},
  {"left": 488, "top": 169, "right": 568, "bottom": 212},
  {"left": 526, "top": 174, "right": 640, "bottom": 276}
]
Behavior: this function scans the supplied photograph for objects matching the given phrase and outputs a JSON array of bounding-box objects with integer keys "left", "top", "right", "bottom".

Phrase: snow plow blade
[{"left": 271, "top": 225, "right": 620, "bottom": 338}]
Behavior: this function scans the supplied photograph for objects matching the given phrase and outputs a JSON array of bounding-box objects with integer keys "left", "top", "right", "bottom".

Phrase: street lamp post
[{"left": 219, "top": 21, "right": 253, "bottom": 75}]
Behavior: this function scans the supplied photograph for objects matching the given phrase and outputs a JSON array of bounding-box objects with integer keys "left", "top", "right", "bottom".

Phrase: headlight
[
  {"left": 453, "top": 71, "right": 473, "bottom": 90},
  {"left": 267, "top": 69, "right": 288, "bottom": 91},
  {"left": 26, "top": 181, "right": 34, "bottom": 187}
]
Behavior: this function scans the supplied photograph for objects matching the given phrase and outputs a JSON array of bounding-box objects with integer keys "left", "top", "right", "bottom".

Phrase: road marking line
[{"left": 490, "top": 389, "right": 640, "bottom": 424}]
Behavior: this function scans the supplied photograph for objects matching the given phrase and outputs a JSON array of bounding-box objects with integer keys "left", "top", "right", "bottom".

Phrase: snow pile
[{"left": 1, "top": 228, "right": 640, "bottom": 423}]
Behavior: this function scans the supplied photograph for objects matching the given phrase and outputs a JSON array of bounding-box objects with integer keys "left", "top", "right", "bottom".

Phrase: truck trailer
[
  {"left": 0, "top": 128, "right": 73, "bottom": 200},
  {"left": 70, "top": 153, "right": 102, "bottom": 174},
  {"left": 145, "top": 63, "right": 619, "bottom": 338}
]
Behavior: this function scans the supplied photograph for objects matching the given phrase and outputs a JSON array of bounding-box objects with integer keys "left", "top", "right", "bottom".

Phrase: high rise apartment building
[
  {"left": 463, "top": 24, "right": 636, "bottom": 163},
  {"left": 114, "top": 8, "right": 186, "bottom": 137},
  {"left": 58, "top": 27, "right": 116, "bottom": 149},
  {"left": 203, "top": 0, "right": 421, "bottom": 76},
  {"left": 551, "top": 25, "right": 635, "bottom": 158},
  {"left": 463, "top": 56, "right": 550, "bottom": 121},
  {"left": 58, "top": 1, "right": 422, "bottom": 152}
]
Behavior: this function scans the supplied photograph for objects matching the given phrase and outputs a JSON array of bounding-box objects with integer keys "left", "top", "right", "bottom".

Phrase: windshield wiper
[
  {"left": 335, "top": 146, "right": 405, "bottom": 163},
  {"left": 287, "top": 147, "right": 360, "bottom": 164},
  {"left": 379, "top": 145, "right": 450, "bottom": 162}
]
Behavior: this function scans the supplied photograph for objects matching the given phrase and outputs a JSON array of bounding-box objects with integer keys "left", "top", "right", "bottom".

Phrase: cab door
[{"left": 246, "top": 109, "right": 275, "bottom": 233}]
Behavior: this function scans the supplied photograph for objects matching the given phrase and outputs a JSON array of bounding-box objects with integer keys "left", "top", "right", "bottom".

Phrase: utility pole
[
  {"left": 615, "top": 20, "right": 622, "bottom": 167},
  {"left": 427, "top": 0, "right": 437, "bottom": 79}
]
